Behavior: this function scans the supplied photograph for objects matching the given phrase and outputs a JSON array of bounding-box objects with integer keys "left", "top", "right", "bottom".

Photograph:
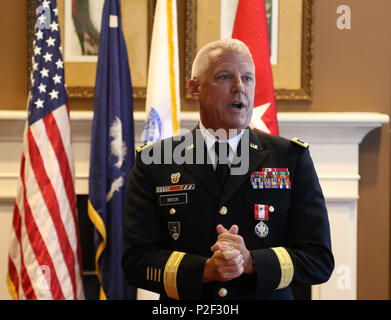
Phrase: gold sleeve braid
[
  {"left": 271, "top": 247, "right": 294, "bottom": 290},
  {"left": 163, "top": 251, "right": 186, "bottom": 300},
  {"left": 146, "top": 267, "right": 161, "bottom": 282}
]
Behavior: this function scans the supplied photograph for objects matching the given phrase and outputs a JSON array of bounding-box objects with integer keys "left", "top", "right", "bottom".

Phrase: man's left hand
[{"left": 211, "top": 224, "right": 254, "bottom": 274}]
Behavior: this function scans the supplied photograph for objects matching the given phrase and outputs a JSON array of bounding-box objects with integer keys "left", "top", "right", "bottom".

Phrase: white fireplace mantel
[{"left": 0, "top": 111, "right": 388, "bottom": 300}]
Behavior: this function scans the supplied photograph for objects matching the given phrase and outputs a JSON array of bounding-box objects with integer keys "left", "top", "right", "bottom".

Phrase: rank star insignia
[{"left": 171, "top": 172, "right": 181, "bottom": 184}]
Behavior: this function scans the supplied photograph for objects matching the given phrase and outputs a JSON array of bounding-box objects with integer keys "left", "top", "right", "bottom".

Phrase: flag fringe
[
  {"left": 6, "top": 272, "right": 18, "bottom": 300},
  {"left": 87, "top": 199, "right": 108, "bottom": 300},
  {"left": 166, "top": 0, "right": 179, "bottom": 136}
]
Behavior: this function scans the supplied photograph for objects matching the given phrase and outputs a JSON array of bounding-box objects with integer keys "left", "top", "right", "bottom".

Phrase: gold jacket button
[
  {"left": 169, "top": 208, "right": 176, "bottom": 215},
  {"left": 219, "top": 206, "right": 228, "bottom": 215},
  {"left": 218, "top": 287, "right": 228, "bottom": 297}
]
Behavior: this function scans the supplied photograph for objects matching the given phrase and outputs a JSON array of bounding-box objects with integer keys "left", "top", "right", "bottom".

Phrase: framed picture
[
  {"left": 63, "top": 0, "right": 103, "bottom": 62},
  {"left": 27, "top": 0, "right": 155, "bottom": 101},
  {"left": 184, "top": 0, "right": 314, "bottom": 101}
]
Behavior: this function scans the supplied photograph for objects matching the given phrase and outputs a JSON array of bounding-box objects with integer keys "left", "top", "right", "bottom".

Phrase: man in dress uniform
[{"left": 122, "top": 39, "right": 334, "bottom": 300}]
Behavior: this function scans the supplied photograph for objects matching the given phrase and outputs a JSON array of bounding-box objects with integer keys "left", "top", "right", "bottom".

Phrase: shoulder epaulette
[
  {"left": 291, "top": 137, "right": 309, "bottom": 148},
  {"left": 136, "top": 141, "right": 153, "bottom": 152}
]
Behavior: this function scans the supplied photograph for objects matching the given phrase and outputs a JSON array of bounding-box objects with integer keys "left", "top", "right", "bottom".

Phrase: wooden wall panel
[{"left": 0, "top": 1, "right": 27, "bottom": 110}]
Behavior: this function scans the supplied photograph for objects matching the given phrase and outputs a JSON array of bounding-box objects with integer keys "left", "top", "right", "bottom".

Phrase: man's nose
[{"left": 230, "top": 76, "right": 245, "bottom": 94}]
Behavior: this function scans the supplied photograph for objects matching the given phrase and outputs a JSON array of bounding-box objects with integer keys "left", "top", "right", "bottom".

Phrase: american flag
[{"left": 6, "top": 0, "right": 84, "bottom": 299}]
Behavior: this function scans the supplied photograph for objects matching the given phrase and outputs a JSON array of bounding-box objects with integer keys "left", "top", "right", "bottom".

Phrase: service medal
[
  {"left": 254, "top": 221, "right": 269, "bottom": 238},
  {"left": 254, "top": 204, "right": 269, "bottom": 220},
  {"left": 254, "top": 204, "right": 273, "bottom": 238}
]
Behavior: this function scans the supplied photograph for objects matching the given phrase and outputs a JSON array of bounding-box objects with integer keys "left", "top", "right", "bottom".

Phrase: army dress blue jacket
[{"left": 122, "top": 127, "right": 334, "bottom": 300}]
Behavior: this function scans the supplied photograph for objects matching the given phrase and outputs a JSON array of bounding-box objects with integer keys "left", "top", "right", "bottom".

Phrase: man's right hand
[{"left": 202, "top": 242, "right": 244, "bottom": 283}]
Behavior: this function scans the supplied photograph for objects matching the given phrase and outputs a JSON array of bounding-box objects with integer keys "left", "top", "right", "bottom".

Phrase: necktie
[{"left": 214, "top": 141, "right": 230, "bottom": 188}]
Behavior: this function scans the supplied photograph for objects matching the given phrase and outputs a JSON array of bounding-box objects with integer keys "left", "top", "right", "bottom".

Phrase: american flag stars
[
  {"left": 49, "top": 89, "right": 59, "bottom": 100},
  {"left": 29, "top": 0, "right": 67, "bottom": 124},
  {"left": 55, "top": 59, "right": 63, "bottom": 69},
  {"left": 46, "top": 36, "right": 56, "bottom": 47},
  {"left": 34, "top": 98, "right": 44, "bottom": 109},
  {"left": 34, "top": 46, "right": 41, "bottom": 56},
  {"left": 37, "top": 83, "right": 46, "bottom": 93},
  {"left": 41, "top": 0, "right": 50, "bottom": 8},
  {"left": 43, "top": 52, "right": 53, "bottom": 62},
  {"left": 50, "top": 21, "right": 59, "bottom": 32},
  {"left": 35, "top": 29, "right": 43, "bottom": 40},
  {"left": 40, "top": 67, "right": 49, "bottom": 78},
  {"left": 53, "top": 74, "right": 62, "bottom": 84}
]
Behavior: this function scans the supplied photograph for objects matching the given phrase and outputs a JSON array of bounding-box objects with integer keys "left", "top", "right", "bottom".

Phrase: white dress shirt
[{"left": 199, "top": 121, "right": 244, "bottom": 170}]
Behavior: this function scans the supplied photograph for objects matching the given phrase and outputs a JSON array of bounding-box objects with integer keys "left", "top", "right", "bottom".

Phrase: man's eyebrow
[
  {"left": 215, "top": 69, "right": 231, "bottom": 74},
  {"left": 243, "top": 71, "right": 255, "bottom": 76},
  {"left": 215, "top": 69, "right": 255, "bottom": 75}
]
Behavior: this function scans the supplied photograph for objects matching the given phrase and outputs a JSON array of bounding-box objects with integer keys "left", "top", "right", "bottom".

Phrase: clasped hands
[{"left": 202, "top": 224, "right": 254, "bottom": 283}]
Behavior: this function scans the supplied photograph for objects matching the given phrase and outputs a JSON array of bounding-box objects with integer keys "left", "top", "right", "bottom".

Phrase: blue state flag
[{"left": 88, "top": 0, "right": 136, "bottom": 300}]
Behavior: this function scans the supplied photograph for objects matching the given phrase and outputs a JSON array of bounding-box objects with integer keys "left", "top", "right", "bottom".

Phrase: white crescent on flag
[{"left": 250, "top": 102, "right": 271, "bottom": 134}]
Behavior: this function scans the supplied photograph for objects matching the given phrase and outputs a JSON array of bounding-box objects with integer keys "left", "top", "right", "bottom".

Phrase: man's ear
[{"left": 188, "top": 78, "right": 200, "bottom": 101}]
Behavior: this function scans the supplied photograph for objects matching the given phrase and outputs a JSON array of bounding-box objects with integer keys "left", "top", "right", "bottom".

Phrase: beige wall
[
  {"left": 187, "top": 0, "right": 391, "bottom": 300},
  {"left": 0, "top": 1, "right": 27, "bottom": 110},
  {"left": 278, "top": 0, "right": 391, "bottom": 299},
  {"left": 0, "top": 0, "right": 389, "bottom": 299}
]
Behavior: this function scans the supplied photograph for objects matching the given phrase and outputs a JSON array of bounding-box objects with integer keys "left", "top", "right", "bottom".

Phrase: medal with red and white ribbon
[{"left": 254, "top": 204, "right": 274, "bottom": 238}]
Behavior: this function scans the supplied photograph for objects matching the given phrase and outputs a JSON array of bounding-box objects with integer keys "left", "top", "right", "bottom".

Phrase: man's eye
[
  {"left": 217, "top": 74, "right": 231, "bottom": 80},
  {"left": 243, "top": 76, "right": 253, "bottom": 82}
]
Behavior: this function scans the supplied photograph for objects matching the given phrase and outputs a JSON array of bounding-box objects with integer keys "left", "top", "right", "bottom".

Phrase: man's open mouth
[{"left": 228, "top": 102, "right": 244, "bottom": 109}]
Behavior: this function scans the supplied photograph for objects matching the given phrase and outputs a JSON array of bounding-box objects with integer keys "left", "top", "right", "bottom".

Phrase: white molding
[
  {"left": 277, "top": 112, "right": 389, "bottom": 125},
  {"left": 278, "top": 112, "right": 389, "bottom": 144}
]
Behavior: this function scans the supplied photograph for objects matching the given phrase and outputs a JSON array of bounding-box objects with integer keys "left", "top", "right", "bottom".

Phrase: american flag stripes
[{"left": 6, "top": 0, "right": 84, "bottom": 299}]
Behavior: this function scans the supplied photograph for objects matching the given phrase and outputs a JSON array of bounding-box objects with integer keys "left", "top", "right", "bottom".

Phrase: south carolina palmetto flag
[
  {"left": 143, "top": 0, "right": 180, "bottom": 143},
  {"left": 232, "top": 0, "right": 279, "bottom": 135},
  {"left": 88, "top": 0, "right": 136, "bottom": 300},
  {"left": 7, "top": 0, "right": 84, "bottom": 299}
]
